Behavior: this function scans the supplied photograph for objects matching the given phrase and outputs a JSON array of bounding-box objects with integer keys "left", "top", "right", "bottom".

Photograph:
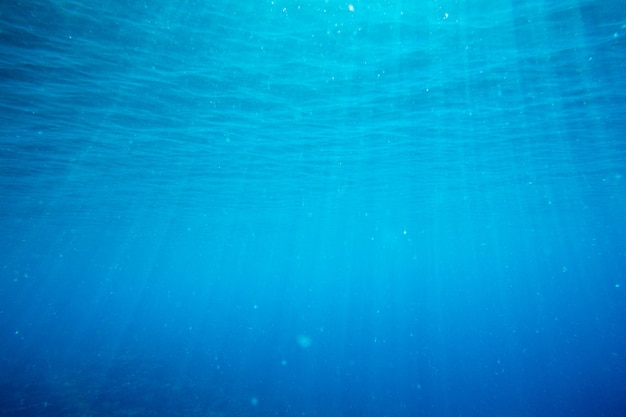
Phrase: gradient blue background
[{"left": 1, "top": 1, "right": 625, "bottom": 416}]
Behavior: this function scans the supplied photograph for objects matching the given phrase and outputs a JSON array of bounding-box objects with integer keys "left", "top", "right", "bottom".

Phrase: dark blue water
[{"left": 1, "top": 1, "right": 625, "bottom": 416}]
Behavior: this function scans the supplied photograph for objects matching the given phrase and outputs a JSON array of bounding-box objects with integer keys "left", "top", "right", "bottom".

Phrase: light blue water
[{"left": 1, "top": 1, "right": 626, "bottom": 416}]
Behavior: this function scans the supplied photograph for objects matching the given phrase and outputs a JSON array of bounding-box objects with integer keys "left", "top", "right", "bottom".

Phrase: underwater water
[{"left": 1, "top": 0, "right": 626, "bottom": 416}]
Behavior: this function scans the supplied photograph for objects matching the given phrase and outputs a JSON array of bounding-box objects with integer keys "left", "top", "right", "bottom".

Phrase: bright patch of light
[{"left": 296, "top": 334, "right": 312, "bottom": 348}]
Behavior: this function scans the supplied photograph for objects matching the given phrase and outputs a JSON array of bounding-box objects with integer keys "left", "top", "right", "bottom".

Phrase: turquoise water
[{"left": 1, "top": 1, "right": 625, "bottom": 416}]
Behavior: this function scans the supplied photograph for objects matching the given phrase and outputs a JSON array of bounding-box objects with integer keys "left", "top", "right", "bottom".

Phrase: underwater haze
[{"left": 1, "top": 0, "right": 626, "bottom": 416}]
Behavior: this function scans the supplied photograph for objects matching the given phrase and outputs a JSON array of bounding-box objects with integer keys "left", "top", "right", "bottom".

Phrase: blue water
[{"left": 1, "top": 1, "right": 626, "bottom": 416}]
